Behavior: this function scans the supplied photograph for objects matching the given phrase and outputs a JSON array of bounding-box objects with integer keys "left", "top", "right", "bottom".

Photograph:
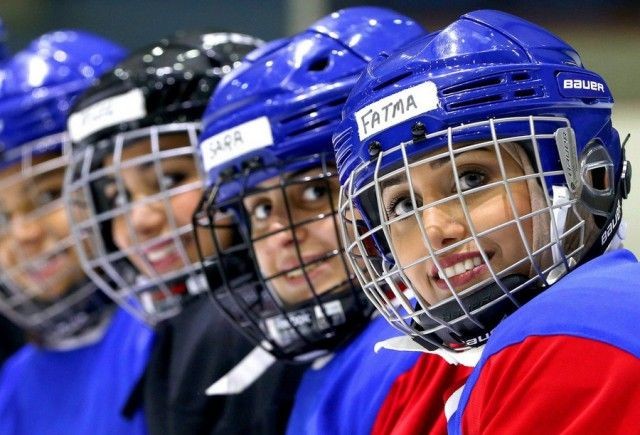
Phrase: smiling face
[
  {"left": 242, "top": 165, "right": 349, "bottom": 306},
  {"left": 379, "top": 142, "right": 534, "bottom": 305},
  {"left": 104, "top": 132, "right": 231, "bottom": 279},
  {"left": 0, "top": 152, "right": 86, "bottom": 302}
]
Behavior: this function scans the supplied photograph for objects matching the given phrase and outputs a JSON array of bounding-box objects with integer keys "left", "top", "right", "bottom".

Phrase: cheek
[
  {"left": 0, "top": 238, "right": 12, "bottom": 267},
  {"left": 389, "top": 222, "right": 421, "bottom": 265},
  {"left": 170, "top": 190, "right": 201, "bottom": 227},
  {"left": 253, "top": 239, "right": 273, "bottom": 272},
  {"left": 316, "top": 217, "right": 341, "bottom": 249},
  {"left": 45, "top": 207, "right": 71, "bottom": 239},
  {"left": 469, "top": 186, "right": 532, "bottom": 253},
  {"left": 112, "top": 217, "right": 128, "bottom": 250},
  {"left": 472, "top": 185, "right": 530, "bottom": 229},
  {"left": 192, "top": 224, "right": 232, "bottom": 257}
]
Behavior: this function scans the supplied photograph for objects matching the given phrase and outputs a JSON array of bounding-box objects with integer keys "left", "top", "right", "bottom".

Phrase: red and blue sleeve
[{"left": 460, "top": 334, "right": 640, "bottom": 434}]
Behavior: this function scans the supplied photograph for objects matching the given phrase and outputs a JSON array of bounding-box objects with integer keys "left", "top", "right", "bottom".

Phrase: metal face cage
[
  {"left": 194, "top": 152, "right": 372, "bottom": 361},
  {"left": 338, "top": 116, "right": 600, "bottom": 351},
  {"left": 0, "top": 132, "right": 111, "bottom": 347},
  {"left": 65, "top": 122, "right": 208, "bottom": 325}
]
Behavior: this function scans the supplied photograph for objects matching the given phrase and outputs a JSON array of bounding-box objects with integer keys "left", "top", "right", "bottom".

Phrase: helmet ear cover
[{"left": 580, "top": 140, "right": 617, "bottom": 220}]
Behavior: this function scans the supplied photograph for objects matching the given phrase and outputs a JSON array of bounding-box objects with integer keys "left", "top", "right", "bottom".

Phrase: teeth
[
  {"left": 436, "top": 256, "right": 483, "bottom": 280},
  {"left": 454, "top": 262, "right": 465, "bottom": 275},
  {"left": 147, "top": 245, "right": 175, "bottom": 262},
  {"left": 285, "top": 263, "right": 319, "bottom": 279}
]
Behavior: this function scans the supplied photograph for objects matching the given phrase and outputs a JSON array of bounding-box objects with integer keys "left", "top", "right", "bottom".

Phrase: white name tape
[
  {"left": 68, "top": 88, "right": 147, "bottom": 142},
  {"left": 200, "top": 116, "right": 274, "bottom": 172},
  {"left": 355, "top": 81, "right": 438, "bottom": 141}
]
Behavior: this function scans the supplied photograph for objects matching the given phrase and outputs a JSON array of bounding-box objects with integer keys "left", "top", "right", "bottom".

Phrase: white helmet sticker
[
  {"left": 355, "top": 81, "right": 438, "bottom": 141},
  {"left": 200, "top": 116, "right": 274, "bottom": 172},
  {"left": 68, "top": 88, "right": 147, "bottom": 142}
]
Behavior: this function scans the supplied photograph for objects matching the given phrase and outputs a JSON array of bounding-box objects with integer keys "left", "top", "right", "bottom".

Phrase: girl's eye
[
  {"left": 160, "top": 172, "right": 187, "bottom": 190},
  {"left": 35, "top": 187, "right": 62, "bottom": 205},
  {"left": 252, "top": 202, "right": 272, "bottom": 221},
  {"left": 394, "top": 197, "right": 415, "bottom": 216},
  {"left": 386, "top": 196, "right": 415, "bottom": 218},
  {"left": 458, "top": 170, "right": 487, "bottom": 192},
  {"left": 301, "top": 184, "right": 327, "bottom": 202}
]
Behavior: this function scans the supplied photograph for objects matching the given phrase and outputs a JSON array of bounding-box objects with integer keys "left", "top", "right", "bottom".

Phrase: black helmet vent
[{"left": 308, "top": 56, "right": 330, "bottom": 72}]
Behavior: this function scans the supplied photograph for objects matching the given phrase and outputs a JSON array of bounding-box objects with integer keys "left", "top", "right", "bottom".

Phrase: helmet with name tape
[
  {"left": 64, "top": 31, "right": 262, "bottom": 325},
  {"left": 194, "top": 7, "right": 427, "bottom": 361},
  {"left": 334, "top": 10, "right": 630, "bottom": 351},
  {"left": 0, "top": 30, "right": 126, "bottom": 348}
]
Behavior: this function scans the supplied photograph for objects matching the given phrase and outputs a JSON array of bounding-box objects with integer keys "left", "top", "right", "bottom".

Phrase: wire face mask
[
  {"left": 337, "top": 115, "right": 622, "bottom": 351},
  {"left": 65, "top": 122, "right": 221, "bottom": 324},
  {"left": 0, "top": 133, "right": 112, "bottom": 348},
  {"left": 195, "top": 152, "right": 371, "bottom": 361},
  {"left": 62, "top": 31, "right": 263, "bottom": 325},
  {"left": 333, "top": 11, "right": 630, "bottom": 352}
]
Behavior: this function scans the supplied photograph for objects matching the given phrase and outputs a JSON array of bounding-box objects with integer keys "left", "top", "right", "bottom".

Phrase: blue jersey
[
  {"left": 286, "top": 314, "right": 421, "bottom": 435},
  {"left": 449, "top": 249, "right": 640, "bottom": 434},
  {"left": 0, "top": 308, "right": 154, "bottom": 435}
]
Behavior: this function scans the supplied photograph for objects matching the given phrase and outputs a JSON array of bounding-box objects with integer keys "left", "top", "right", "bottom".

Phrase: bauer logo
[
  {"left": 557, "top": 72, "right": 610, "bottom": 99},
  {"left": 355, "top": 81, "right": 438, "bottom": 142},
  {"left": 200, "top": 116, "right": 274, "bottom": 172},
  {"left": 68, "top": 88, "right": 147, "bottom": 142}
]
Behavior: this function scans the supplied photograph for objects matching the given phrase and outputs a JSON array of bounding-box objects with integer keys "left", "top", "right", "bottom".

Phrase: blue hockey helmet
[
  {"left": 194, "top": 7, "right": 427, "bottom": 361},
  {"left": 334, "top": 10, "right": 630, "bottom": 351},
  {"left": 0, "top": 30, "right": 126, "bottom": 348}
]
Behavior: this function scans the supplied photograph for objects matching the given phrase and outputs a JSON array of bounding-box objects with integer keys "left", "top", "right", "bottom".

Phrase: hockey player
[
  {"left": 334, "top": 9, "right": 637, "bottom": 433},
  {"left": 0, "top": 30, "right": 153, "bottom": 435},
  {"left": 191, "top": 7, "right": 469, "bottom": 434},
  {"left": 64, "top": 31, "right": 304, "bottom": 434}
]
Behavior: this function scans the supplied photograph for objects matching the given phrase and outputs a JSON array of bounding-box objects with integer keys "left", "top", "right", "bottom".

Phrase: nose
[
  {"left": 264, "top": 206, "right": 308, "bottom": 249},
  {"left": 420, "top": 205, "right": 466, "bottom": 251},
  {"left": 128, "top": 199, "right": 166, "bottom": 241}
]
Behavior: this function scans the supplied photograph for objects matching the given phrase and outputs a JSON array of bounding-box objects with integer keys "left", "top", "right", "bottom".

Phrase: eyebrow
[
  {"left": 32, "top": 166, "right": 65, "bottom": 185},
  {"left": 379, "top": 147, "right": 493, "bottom": 192}
]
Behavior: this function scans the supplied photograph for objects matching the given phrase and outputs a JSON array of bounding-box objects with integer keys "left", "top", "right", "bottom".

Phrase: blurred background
[{"left": 1, "top": 0, "right": 638, "bottom": 252}]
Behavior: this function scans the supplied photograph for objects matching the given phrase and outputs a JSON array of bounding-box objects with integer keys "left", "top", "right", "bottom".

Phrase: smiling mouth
[
  {"left": 27, "top": 252, "right": 67, "bottom": 283},
  {"left": 284, "top": 262, "right": 321, "bottom": 279},
  {"left": 430, "top": 252, "right": 493, "bottom": 290},
  {"left": 143, "top": 239, "right": 189, "bottom": 273},
  {"left": 436, "top": 256, "right": 483, "bottom": 280}
]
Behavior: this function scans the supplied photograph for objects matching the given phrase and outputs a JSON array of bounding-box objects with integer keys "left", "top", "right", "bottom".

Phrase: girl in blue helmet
[
  {"left": 0, "top": 31, "right": 153, "bottom": 435},
  {"left": 194, "top": 7, "right": 474, "bottom": 434},
  {"left": 334, "top": 10, "right": 637, "bottom": 434}
]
